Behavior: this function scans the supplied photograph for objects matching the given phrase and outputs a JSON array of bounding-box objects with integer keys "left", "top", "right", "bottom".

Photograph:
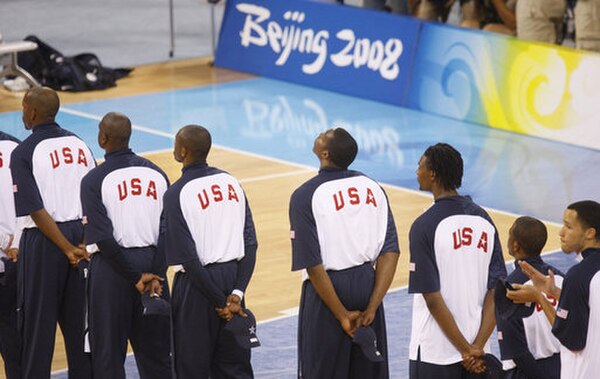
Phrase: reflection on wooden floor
[{"left": 0, "top": 58, "right": 562, "bottom": 377}]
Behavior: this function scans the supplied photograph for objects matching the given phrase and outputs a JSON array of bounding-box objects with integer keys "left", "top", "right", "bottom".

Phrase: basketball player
[
  {"left": 507, "top": 200, "right": 600, "bottom": 379},
  {"left": 10, "top": 87, "right": 93, "bottom": 378},
  {"left": 495, "top": 216, "right": 562, "bottom": 378},
  {"left": 0, "top": 131, "right": 21, "bottom": 379},
  {"left": 162, "top": 124, "right": 258, "bottom": 378},
  {"left": 80, "top": 112, "right": 171, "bottom": 378},
  {"left": 289, "top": 127, "right": 399, "bottom": 378},
  {"left": 408, "top": 143, "right": 506, "bottom": 378}
]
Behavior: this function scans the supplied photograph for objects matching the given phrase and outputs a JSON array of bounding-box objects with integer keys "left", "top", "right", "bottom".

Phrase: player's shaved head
[
  {"left": 176, "top": 124, "right": 212, "bottom": 162},
  {"left": 512, "top": 216, "right": 548, "bottom": 257},
  {"left": 22, "top": 87, "right": 60, "bottom": 127},
  {"left": 24, "top": 87, "right": 60, "bottom": 119},
  {"left": 327, "top": 128, "right": 358, "bottom": 169},
  {"left": 99, "top": 112, "right": 132, "bottom": 146}
]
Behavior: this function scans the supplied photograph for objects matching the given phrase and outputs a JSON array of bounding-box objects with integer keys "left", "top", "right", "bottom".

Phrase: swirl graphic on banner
[{"left": 509, "top": 48, "right": 567, "bottom": 132}]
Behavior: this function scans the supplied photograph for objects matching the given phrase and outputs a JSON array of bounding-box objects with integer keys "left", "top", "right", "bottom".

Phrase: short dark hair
[
  {"left": 178, "top": 124, "right": 212, "bottom": 161},
  {"left": 512, "top": 216, "right": 548, "bottom": 257},
  {"left": 423, "top": 143, "right": 463, "bottom": 191},
  {"left": 327, "top": 128, "right": 358, "bottom": 169},
  {"left": 567, "top": 201, "right": 600, "bottom": 241}
]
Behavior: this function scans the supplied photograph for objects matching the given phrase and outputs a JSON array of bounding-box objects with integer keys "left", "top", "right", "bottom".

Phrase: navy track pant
[
  {"left": 0, "top": 259, "right": 20, "bottom": 379},
  {"left": 298, "top": 262, "right": 389, "bottom": 379},
  {"left": 171, "top": 261, "right": 252, "bottom": 379},
  {"left": 18, "top": 222, "right": 91, "bottom": 379},
  {"left": 88, "top": 247, "right": 172, "bottom": 379}
]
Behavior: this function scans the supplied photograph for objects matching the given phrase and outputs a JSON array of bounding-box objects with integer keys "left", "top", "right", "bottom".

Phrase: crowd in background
[{"left": 337, "top": 0, "right": 600, "bottom": 54}]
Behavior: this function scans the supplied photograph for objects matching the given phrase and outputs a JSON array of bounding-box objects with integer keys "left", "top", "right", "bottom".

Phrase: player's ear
[
  {"left": 429, "top": 170, "right": 436, "bottom": 182},
  {"left": 180, "top": 145, "right": 188, "bottom": 160},
  {"left": 512, "top": 239, "right": 522, "bottom": 255},
  {"left": 584, "top": 226, "right": 597, "bottom": 242},
  {"left": 30, "top": 106, "right": 38, "bottom": 122},
  {"left": 98, "top": 131, "right": 108, "bottom": 148}
]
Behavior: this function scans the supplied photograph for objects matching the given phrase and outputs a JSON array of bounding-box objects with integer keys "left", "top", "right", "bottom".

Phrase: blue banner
[{"left": 215, "top": 0, "right": 421, "bottom": 106}]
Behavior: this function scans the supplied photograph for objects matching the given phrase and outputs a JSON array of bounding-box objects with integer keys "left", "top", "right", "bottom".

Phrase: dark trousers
[
  {"left": 18, "top": 223, "right": 91, "bottom": 379},
  {"left": 298, "top": 262, "right": 389, "bottom": 379},
  {"left": 409, "top": 348, "right": 487, "bottom": 379},
  {"left": 172, "top": 262, "right": 252, "bottom": 379},
  {"left": 505, "top": 353, "right": 561, "bottom": 379},
  {"left": 88, "top": 248, "right": 172, "bottom": 379},
  {"left": 0, "top": 260, "right": 20, "bottom": 379}
]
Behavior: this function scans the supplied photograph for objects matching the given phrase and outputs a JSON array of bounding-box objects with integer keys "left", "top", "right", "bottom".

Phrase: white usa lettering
[{"left": 236, "top": 4, "right": 402, "bottom": 79}]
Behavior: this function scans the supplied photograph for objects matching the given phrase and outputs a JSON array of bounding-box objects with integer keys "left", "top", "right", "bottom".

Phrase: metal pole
[
  {"left": 169, "top": 0, "right": 175, "bottom": 58},
  {"left": 210, "top": 1, "right": 216, "bottom": 58}
]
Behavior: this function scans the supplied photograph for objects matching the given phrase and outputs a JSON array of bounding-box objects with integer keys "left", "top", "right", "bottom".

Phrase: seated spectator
[
  {"left": 461, "top": 0, "right": 517, "bottom": 36},
  {"left": 363, "top": 0, "right": 410, "bottom": 14},
  {"left": 412, "top": 0, "right": 479, "bottom": 23},
  {"left": 574, "top": 0, "right": 600, "bottom": 53},
  {"left": 412, "top": 0, "right": 454, "bottom": 22},
  {"left": 516, "top": 0, "right": 566, "bottom": 44}
]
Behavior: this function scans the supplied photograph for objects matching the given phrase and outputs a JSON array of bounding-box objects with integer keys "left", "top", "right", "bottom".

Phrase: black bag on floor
[{"left": 17, "top": 35, "right": 132, "bottom": 91}]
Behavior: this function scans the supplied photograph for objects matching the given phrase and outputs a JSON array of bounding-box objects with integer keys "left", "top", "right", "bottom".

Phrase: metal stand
[
  {"left": 210, "top": 0, "right": 217, "bottom": 58},
  {"left": 0, "top": 41, "right": 40, "bottom": 87},
  {"left": 169, "top": 0, "right": 175, "bottom": 57}
]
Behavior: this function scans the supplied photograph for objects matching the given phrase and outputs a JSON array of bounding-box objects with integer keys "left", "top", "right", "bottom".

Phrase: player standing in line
[
  {"left": 10, "top": 87, "right": 93, "bottom": 378},
  {"left": 408, "top": 143, "right": 506, "bottom": 378},
  {"left": 162, "top": 125, "right": 258, "bottom": 378},
  {"left": 507, "top": 200, "right": 600, "bottom": 379},
  {"left": 495, "top": 216, "right": 562, "bottom": 378},
  {"left": 80, "top": 112, "right": 171, "bottom": 378},
  {"left": 289, "top": 128, "right": 399, "bottom": 379},
  {"left": 0, "top": 131, "right": 21, "bottom": 379}
]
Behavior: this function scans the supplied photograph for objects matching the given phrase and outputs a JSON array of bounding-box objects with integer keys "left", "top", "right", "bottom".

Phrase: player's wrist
[
  {"left": 548, "top": 285, "right": 560, "bottom": 299},
  {"left": 231, "top": 289, "right": 244, "bottom": 301}
]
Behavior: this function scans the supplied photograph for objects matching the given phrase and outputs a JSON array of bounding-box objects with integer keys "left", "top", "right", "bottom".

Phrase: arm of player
[
  {"left": 95, "top": 237, "right": 163, "bottom": 294},
  {"left": 0, "top": 233, "right": 17, "bottom": 261},
  {"left": 423, "top": 291, "right": 485, "bottom": 372},
  {"left": 519, "top": 261, "right": 561, "bottom": 299},
  {"left": 227, "top": 244, "right": 257, "bottom": 318},
  {"left": 30, "top": 208, "right": 88, "bottom": 266},
  {"left": 182, "top": 258, "right": 228, "bottom": 309},
  {"left": 307, "top": 264, "right": 361, "bottom": 337},
  {"left": 472, "top": 288, "right": 496, "bottom": 349},
  {"left": 228, "top": 201, "right": 258, "bottom": 317},
  {"left": 362, "top": 252, "right": 398, "bottom": 326},
  {"left": 507, "top": 284, "right": 556, "bottom": 326},
  {"left": 230, "top": 201, "right": 258, "bottom": 306},
  {"left": 0, "top": 233, "right": 13, "bottom": 252}
]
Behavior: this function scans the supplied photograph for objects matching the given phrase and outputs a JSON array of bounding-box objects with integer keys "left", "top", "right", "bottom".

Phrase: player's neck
[
  {"left": 319, "top": 160, "right": 342, "bottom": 170},
  {"left": 581, "top": 240, "right": 600, "bottom": 252},
  {"left": 431, "top": 187, "right": 458, "bottom": 201},
  {"left": 183, "top": 158, "right": 207, "bottom": 168},
  {"left": 104, "top": 144, "right": 129, "bottom": 155}
]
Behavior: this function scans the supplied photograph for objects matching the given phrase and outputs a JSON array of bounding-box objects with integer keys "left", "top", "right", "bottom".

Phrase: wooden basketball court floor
[{"left": 1, "top": 57, "right": 597, "bottom": 377}]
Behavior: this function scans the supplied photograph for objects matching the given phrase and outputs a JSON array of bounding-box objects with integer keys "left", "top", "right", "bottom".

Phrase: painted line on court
[
  {"left": 61, "top": 106, "right": 560, "bottom": 228},
  {"left": 60, "top": 107, "right": 317, "bottom": 171}
]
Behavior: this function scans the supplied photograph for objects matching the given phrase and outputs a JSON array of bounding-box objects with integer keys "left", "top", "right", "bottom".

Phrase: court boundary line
[
  {"left": 60, "top": 107, "right": 317, "bottom": 171},
  {"left": 60, "top": 106, "right": 562, "bottom": 228}
]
